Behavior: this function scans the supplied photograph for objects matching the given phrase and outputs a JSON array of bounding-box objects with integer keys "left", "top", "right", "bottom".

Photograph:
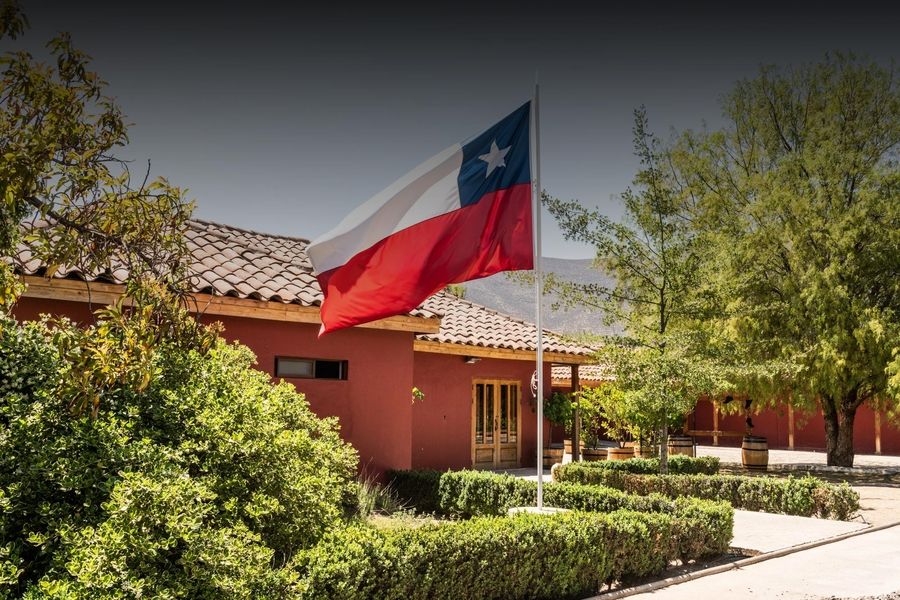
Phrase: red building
[
  {"left": 12, "top": 220, "right": 593, "bottom": 474},
  {"left": 688, "top": 399, "right": 900, "bottom": 456},
  {"left": 549, "top": 367, "right": 900, "bottom": 456}
]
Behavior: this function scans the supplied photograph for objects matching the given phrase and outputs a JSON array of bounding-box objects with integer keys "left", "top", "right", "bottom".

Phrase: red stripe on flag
[{"left": 316, "top": 183, "right": 533, "bottom": 334}]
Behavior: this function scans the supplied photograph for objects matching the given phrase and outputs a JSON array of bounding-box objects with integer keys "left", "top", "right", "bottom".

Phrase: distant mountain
[{"left": 458, "top": 258, "right": 620, "bottom": 336}]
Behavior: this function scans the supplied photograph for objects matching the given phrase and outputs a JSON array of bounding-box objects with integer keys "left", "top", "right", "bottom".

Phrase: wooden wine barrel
[
  {"left": 667, "top": 435, "right": 695, "bottom": 457},
  {"left": 633, "top": 444, "right": 656, "bottom": 459},
  {"left": 582, "top": 447, "right": 607, "bottom": 462},
  {"left": 742, "top": 436, "right": 769, "bottom": 471},
  {"left": 563, "top": 439, "right": 585, "bottom": 455},
  {"left": 606, "top": 447, "right": 635, "bottom": 461},
  {"left": 543, "top": 447, "right": 564, "bottom": 468}
]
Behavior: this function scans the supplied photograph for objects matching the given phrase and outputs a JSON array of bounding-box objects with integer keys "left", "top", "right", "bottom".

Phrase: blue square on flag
[{"left": 457, "top": 102, "right": 532, "bottom": 208}]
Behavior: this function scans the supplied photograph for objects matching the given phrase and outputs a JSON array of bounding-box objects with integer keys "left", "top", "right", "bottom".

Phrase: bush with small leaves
[
  {"left": 385, "top": 469, "right": 443, "bottom": 515},
  {"left": 554, "top": 464, "right": 859, "bottom": 520},
  {"left": 295, "top": 510, "right": 679, "bottom": 600},
  {"left": 574, "top": 455, "right": 720, "bottom": 475},
  {"left": 389, "top": 469, "right": 733, "bottom": 561},
  {"left": 0, "top": 319, "right": 358, "bottom": 598}
]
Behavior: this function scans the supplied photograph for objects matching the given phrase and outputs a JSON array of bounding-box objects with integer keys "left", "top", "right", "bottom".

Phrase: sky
[{"left": 12, "top": 2, "right": 900, "bottom": 258}]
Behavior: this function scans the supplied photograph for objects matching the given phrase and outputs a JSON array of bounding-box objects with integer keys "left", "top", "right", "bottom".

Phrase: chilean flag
[{"left": 308, "top": 102, "right": 534, "bottom": 334}]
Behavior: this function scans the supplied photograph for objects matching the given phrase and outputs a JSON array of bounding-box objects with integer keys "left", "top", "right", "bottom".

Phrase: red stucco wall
[
  {"left": 14, "top": 297, "right": 416, "bottom": 474},
  {"left": 882, "top": 418, "right": 900, "bottom": 455},
  {"left": 211, "top": 315, "right": 415, "bottom": 474},
  {"left": 14, "top": 297, "right": 97, "bottom": 323},
  {"left": 411, "top": 352, "right": 551, "bottom": 470},
  {"left": 31, "top": 295, "right": 900, "bottom": 465},
  {"left": 691, "top": 399, "right": 896, "bottom": 455}
]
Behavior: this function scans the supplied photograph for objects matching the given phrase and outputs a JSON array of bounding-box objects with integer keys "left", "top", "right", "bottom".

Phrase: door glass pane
[
  {"left": 500, "top": 385, "right": 509, "bottom": 443},
  {"left": 509, "top": 385, "right": 518, "bottom": 442},
  {"left": 486, "top": 384, "right": 494, "bottom": 444},
  {"left": 475, "top": 384, "right": 484, "bottom": 444}
]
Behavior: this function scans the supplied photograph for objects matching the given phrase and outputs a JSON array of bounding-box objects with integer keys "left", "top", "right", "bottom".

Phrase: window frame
[{"left": 275, "top": 356, "right": 348, "bottom": 380}]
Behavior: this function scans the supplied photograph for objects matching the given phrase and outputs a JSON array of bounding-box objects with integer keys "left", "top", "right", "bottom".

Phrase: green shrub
[
  {"left": 670, "top": 497, "right": 734, "bottom": 560},
  {"left": 437, "top": 470, "right": 534, "bottom": 517},
  {"left": 350, "top": 475, "right": 409, "bottom": 521},
  {"left": 385, "top": 469, "right": 443, "bottom": 514},
  {"left": 575, "top": 455, "right": 720, "bottom": 475},
  {"left": 296, "top": 510, "right": 678, "bottom": 600},
  {"left": 389, "top": 469, "right": 732, "bottom": 560},
  {"left": 0, "top": 319, "right": 358, "bottom": 598},
  {"left": 36, "top": 470, "right": 298, "bottom": 599},
  {"left": 434, "top": 470, "right": 679, "bottom": 518},
  {"left": 554, "top": 465, "right": 859, "bottom": 520}
]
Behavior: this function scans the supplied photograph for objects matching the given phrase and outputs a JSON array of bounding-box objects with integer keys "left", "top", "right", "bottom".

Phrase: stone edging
[
  {"left": 586, "top": 520, "right": 900, "bottom": 600},
  {"left": 720, "top": 460, "right": 900, "bottom": 476}
]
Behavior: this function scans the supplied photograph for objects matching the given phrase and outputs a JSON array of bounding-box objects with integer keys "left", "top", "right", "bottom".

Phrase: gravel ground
[{"left": 826, "top": 594, "right": 900, "bottom": 600}]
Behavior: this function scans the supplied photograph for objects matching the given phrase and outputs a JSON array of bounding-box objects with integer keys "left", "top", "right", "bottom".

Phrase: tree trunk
[
  {"left": 821, "top": 391, "right": 861, "bottom": 467},
  {"left": 659, "top": 424, "right": 669, "bottom": 474}
]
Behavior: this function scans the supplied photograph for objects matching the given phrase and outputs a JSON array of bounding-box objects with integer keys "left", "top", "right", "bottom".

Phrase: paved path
[
  {"left": 628, "top": 524, "right": 900, "bottom": 599},
  {"left": 730, "top": 510, "right": 866, "bottom": 553},
  {"left": 855, "top": 486, "right": 900, "bottom": 527}
]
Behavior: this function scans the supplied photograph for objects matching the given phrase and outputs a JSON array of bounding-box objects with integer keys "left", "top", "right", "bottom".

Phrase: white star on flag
[{"left": 478, "top": 140, "right": 511, "bottom": 177}]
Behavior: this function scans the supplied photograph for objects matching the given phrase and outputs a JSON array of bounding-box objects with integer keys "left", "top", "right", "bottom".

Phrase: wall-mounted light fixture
[{"left": 463, "top": 356, "right": 481, "bottom": 364}]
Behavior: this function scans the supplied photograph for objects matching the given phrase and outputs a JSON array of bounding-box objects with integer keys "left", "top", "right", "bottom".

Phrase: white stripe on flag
[{"left": 308, "top": 144, "right": 464, "bottom": 275}]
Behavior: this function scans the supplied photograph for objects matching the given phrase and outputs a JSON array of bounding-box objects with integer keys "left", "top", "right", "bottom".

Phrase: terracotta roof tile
[
  {"left": 550, "top": 364, "right": 612, "bottom": 383},
  {"left": 13, "top": 219, "right": 593, "bottom": 356},
  {"left": 418, "top": 292, "right": 594, "bottom": 357}
]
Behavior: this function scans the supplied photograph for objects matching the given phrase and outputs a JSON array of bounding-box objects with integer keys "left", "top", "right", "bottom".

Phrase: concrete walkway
[
  {"left": 730, "top": 510, "right": 867, "bottom": 554},
  {"left": 627, "top": 524, "right": 900, "bottom": 599},
  {"left": 855, "top": 486, "right": 900, "bottom": 527}
]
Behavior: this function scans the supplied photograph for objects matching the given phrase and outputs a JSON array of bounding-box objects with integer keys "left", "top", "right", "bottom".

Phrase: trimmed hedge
[
  {"left": 297, "top": 510, "right": 681, "bottom": 600},
  {"left": 388, "top": 470, "right": 733, "bottom": 560},
  {"left": 386, "top": 469, "right": 442, "bottom": 514},
  {"left": 576, "top": 455, "right": 720, "bottom": 475},
  {"left": 554, "top": 465, "right": 859, "bottom": 520},
  {"left": 436, "top": 470, "right": 672, "bottom": 517}
]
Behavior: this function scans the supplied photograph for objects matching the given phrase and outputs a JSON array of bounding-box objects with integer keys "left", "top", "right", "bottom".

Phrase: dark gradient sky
[{"left": 14, "top": 2, "right": 900, "bottom": 257}]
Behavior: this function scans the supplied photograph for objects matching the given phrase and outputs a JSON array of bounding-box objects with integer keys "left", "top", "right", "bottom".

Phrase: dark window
[{"left": 275, "top": 357, "right": 347, "bottom": 380}]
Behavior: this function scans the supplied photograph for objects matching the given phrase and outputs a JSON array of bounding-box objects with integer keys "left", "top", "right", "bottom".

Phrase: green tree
[
  {"left": 0, "top": 1, "right": 193, "bottom": 310},
  {"left": 545, "top": 108, "right": 721, "bottom": 473},
  {"left": 0, "top": 2, "right": 218, "bottom": 416},
  {"left": 673, "top": 56, "right": 900, "bottom": 466}
]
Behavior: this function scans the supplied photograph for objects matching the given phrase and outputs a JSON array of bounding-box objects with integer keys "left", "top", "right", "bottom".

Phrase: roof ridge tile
[{"left": 189, "top": 219, "right": 312, "bottom": 244}]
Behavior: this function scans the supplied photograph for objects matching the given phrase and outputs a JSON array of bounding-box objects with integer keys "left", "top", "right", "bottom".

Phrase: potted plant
[
  {"left": 578, "top": 385, "right": 630, "bottom": 461},
  {"left": 542, "top": 392, "right": 572, "bottom": 466},
  {"left": 620, "top": 393, "right": 657, "bottom": 458}
]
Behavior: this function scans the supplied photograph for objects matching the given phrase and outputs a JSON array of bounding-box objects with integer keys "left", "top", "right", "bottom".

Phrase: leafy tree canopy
[
  {"left": 0, "top": 0, "right": 193, "bottom": 308},
  {"left": 546, "top": 108, "right": 726, "bottom": 472},
  {"left": 671, "top": 55, "right": 900, "bottom": 465},
  {"left": 0, "top": 1, "right": 219, "bottom": 415}
]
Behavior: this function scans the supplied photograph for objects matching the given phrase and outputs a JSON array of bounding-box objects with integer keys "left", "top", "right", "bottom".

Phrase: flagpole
[{"left": 532, "top": 80, "right": 544, "bottom": 509}]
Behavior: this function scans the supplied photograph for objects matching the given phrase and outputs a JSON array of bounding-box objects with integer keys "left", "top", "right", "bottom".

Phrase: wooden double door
[{"left": 472, "top": 379, "right": 521, "bottom": 469}]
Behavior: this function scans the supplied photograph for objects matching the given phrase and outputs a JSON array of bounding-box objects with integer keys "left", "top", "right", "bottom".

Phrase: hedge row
[
  {"left": 576, "top": 455, "right": 720, "bottom": 475},
  {"left": 388, "top": 470, "right": 733, "bottom": 560},
  {"left": 387, "top": 468, "right": 442, "bottom": 514},
  {"left": 383, "top": 456, "right": 717, "bottom": 513},
  {"left": 554, "top": 465, "right": 859, "bottom": 520},
  {"left": 436, "top": 469, "right": 673, "bottom": 517},
  {"left": 297, "top": 510, "right": 687, "bottom": 600}
]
